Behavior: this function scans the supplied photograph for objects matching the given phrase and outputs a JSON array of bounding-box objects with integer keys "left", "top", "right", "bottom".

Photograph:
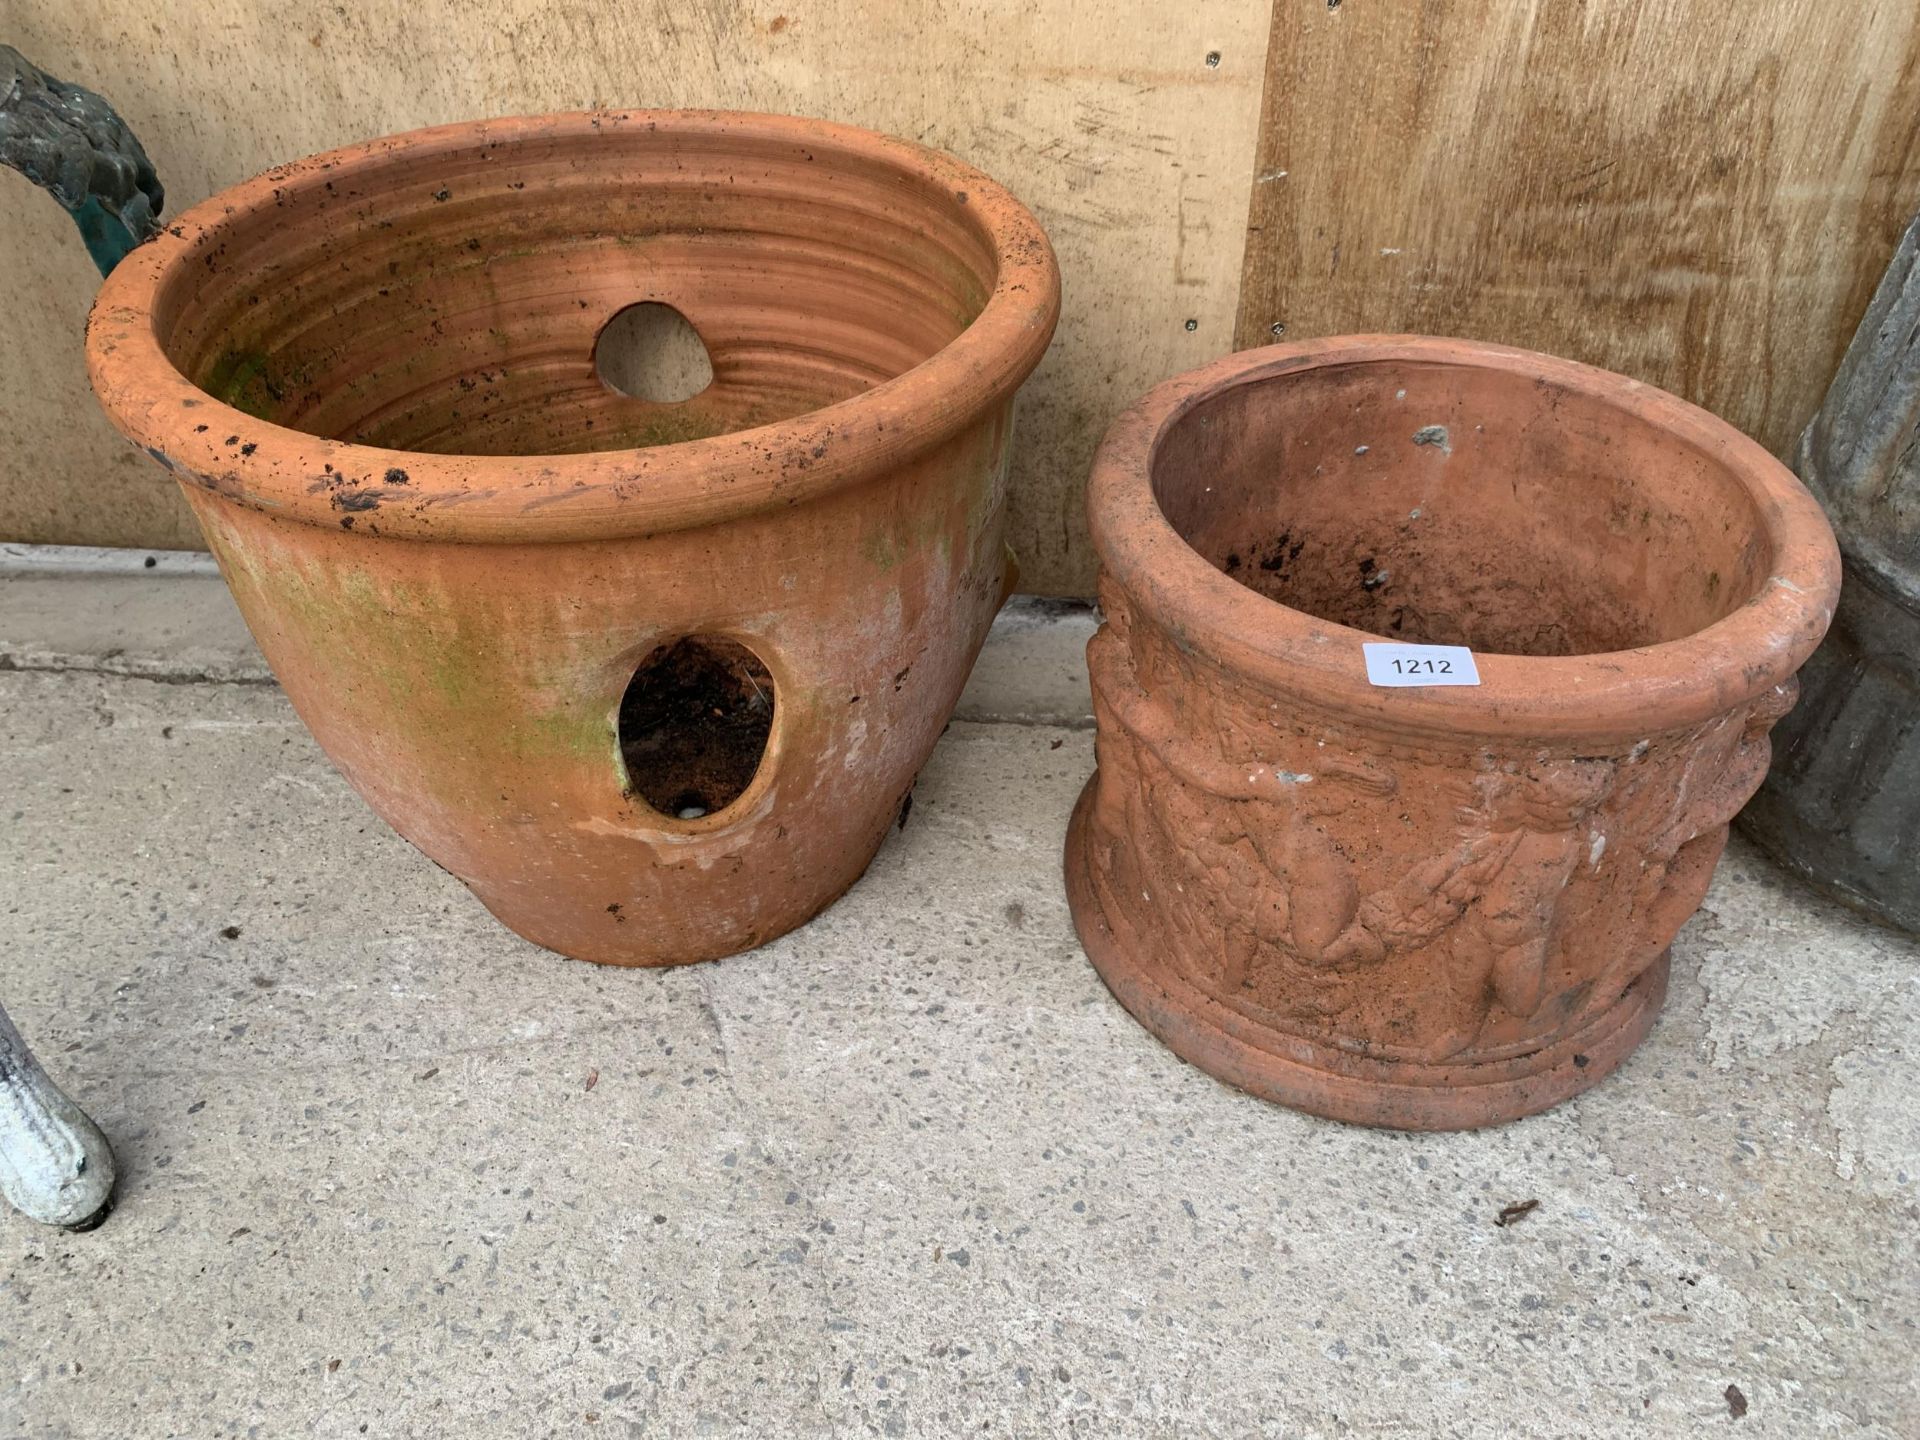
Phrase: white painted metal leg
[{"left": 0, "top": 1002, "right": 115, "bottom": 1229}]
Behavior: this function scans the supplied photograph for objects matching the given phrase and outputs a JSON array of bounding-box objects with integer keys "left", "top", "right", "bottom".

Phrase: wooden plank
[
  {"left": 0, "top": 0, "right": 1272, "bottom": 593},
  {"left": 1236, "top": 0, "right": 1920, "bottom": 457}
]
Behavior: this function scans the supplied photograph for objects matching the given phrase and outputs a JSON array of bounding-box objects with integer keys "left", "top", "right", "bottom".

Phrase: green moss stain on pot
[
  {"left": 337, "top": 572, "right": 619, "bottom": 771},
  {"left": 972, "top": 418, "right": 1014, "bottom": 540},
  {"left": 518, "top": 703, "right": 622, "bottom": 768},
  {"left": 606, "top": 409, "right": 728, "bottom": 451},
  {"left": 217, "top": 544, "right": 624, "bottom": 794},
  {"left": 862, "top": 524, "right": 908, "bottom": 573},
  {"left": 861, "top": 448, "right": 1003, "bottom": 579},
  {"left": 861, "top": 503, "right": 961, "bottom": 576},
  {"left": 200, "top": 348, "right": 282, "bottom": 420}
]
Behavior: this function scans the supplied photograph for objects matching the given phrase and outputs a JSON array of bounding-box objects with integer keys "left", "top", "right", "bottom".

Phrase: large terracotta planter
[
  {"left": 87, "top": 111, "right": 1059, "bottom": 965},
  {"left": 1066, "top": 337, "right": 1840, "bottom": 1129}
]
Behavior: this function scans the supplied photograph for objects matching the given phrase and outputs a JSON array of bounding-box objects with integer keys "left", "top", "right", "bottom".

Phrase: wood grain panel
[
  {"left": 1236, "top": 0, "right": 1920, "bottom": 457},
  {"left": 1, "top": 0, "right": 1271, "bottom": 592}
]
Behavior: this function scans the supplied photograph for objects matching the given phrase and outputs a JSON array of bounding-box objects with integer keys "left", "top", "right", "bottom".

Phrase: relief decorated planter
[
  {"left": 86, "top": 111, "right": 1059, "bottom": 966},
  {"left": 1066, "top": 337, "right": 1841, "bottom": 1129}
]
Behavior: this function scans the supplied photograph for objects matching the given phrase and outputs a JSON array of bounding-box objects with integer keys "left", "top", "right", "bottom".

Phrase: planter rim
[
  {"left": 1088, "top": 335, "right": 1843, "bottom": 742},
  {"left": 85, "top": 109, "right": 1061, "bottom": 544}
]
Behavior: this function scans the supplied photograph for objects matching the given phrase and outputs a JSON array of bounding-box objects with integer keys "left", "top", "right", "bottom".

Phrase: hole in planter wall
[
  {"left": 618, "top": 637, "right": 775, "bottom": 820},
  {"left": 594, "top": 302, "right": 715, "bottom": 404}
]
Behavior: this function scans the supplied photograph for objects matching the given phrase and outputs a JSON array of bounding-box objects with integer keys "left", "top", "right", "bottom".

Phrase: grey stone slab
[
  {"left": 0, "top": 545, "right": 266, "bottom": 685},
  {"left": 0, "top": 598, "right": 1913, "bottom": 1438}
]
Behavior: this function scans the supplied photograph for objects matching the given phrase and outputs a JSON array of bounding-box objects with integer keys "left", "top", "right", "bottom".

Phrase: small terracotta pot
[
  {"left": 87, "top": 112, "right": 1058, "bottom": 965},
  {"left": 1066, "top": 337, "right": 1840, "bottom": 1129}
]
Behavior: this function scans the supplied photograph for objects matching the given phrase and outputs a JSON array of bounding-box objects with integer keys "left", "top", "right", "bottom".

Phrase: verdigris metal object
[
  {"left": 0, "top": 43, "right": 132, "bottom": 1228},
  {"left": 1, "top": 44, "right": 163, "bottom": 274},
  {"left": 0, "top": 1004, "right": 114, "bottom": 1229},
  {"left": 1741, "top": 212, "right": 1920, "bottom": 934}
]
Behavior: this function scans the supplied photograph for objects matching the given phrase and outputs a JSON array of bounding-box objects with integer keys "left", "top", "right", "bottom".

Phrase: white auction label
[{"left": 1362, "top": 642, "right": 1481, "bottom": 687}]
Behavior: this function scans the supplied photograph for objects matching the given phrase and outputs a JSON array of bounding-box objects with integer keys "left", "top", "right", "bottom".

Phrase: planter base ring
[
  {"left": 463, "top": 815, "right": 887, "bottom": 969},
  {"left": 1065, "top": 779, "right": 1668, "bottom": 1130}
]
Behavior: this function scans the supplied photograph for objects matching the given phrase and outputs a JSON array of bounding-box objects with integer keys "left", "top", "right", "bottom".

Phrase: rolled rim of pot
[
  {"left": 1087, "top": 336, "right": 1843, "bottom": 745},
  {"left": 84, "top": 110, "right": 1061, "bottom": 544}
]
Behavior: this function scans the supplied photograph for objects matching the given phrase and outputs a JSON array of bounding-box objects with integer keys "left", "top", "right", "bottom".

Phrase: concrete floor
[{"left": 1, "top": 551, "right": 1915, "bottom": 1439}]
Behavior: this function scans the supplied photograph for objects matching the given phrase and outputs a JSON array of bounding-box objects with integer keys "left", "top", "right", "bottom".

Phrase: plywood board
[
  {"left": 1, "top": 0, "right": 1271, "bottom": 593},
  {"left": 1237, "top": 0, "right": 1920, "bottom": 457}
]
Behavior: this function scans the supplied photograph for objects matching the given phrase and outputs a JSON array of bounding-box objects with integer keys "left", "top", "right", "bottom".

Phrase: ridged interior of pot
[
  {"left": 149, "top": 124, "right": 998, "bottom": 456},
  {"left": 1151, "top": 360, "right": 1775, "bottom": 657}
]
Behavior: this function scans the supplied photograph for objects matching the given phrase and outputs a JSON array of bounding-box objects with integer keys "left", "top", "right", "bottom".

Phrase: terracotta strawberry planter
[
  {"left": 86, "top": 111, "right": 1058, "bottom": 965},
  {"left": 1066, "top": 337, "right": 1840, "bottom": 1129}
]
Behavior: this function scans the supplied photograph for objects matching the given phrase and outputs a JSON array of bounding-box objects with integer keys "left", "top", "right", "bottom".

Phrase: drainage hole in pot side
[
  {"left": 594, "top": 303, "right": 715, "bottom": 404},
  {"left": 618, "top": 637, "right": 774, "bottom": 820}
]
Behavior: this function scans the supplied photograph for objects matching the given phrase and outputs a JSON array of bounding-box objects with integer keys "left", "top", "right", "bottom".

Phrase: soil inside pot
[
  {"left": 1155, "top": 360, "right": 1776, "bottom": 657},
  {"left": 617, "top": 637, "right": 775, "bottom": 819}
]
